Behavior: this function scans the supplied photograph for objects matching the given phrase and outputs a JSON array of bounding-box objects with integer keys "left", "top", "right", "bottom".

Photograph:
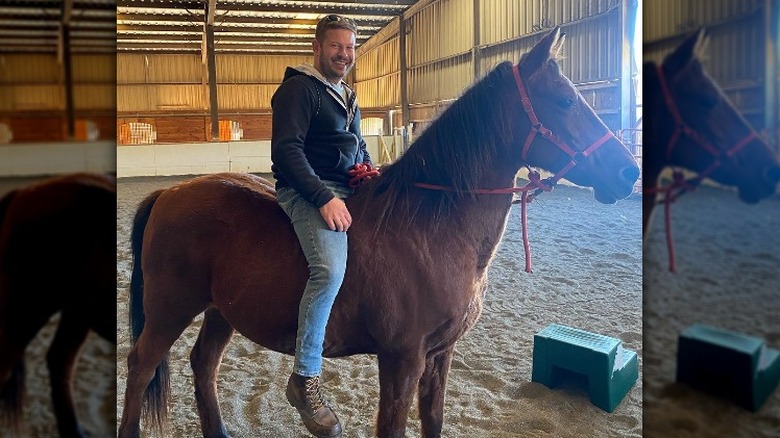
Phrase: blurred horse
[
  {"left": 643, "top": 28, "right": 780, "bottom": 240},
  {"left": 0, "top": 173, "right": 116, "bottom": 437},
  {"left": 119, "top": 28, "right": 639, "bottom": 438}
]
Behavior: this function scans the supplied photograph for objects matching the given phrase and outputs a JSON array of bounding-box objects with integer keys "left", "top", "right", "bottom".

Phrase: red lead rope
[
  {"left": 644, "top": 170, "right": 699, "bottom": 272},
  {"left": 648, "top": 65, "right": 759, "bottom": 272},
  {"left": 415, "top": 168, "right": 553, "bottom": 273},
  {"left": 414, "top": 64, "right": 615, "bottom": 273}
]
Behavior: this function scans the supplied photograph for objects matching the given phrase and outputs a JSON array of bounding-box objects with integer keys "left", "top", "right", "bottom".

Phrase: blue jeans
[{"left": 276, "top": 182, "right": 353, "bottom": 377}]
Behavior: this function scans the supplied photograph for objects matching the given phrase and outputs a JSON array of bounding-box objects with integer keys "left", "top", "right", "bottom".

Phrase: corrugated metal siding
[
  {"left": 74, "top": 85, "right": 115, "bottom": 109},
  {"left": 480, "top": 0, "right": 615, "bottom": 46},
  {"left": 355, "top": 74, "right": 400, "bottom": 108},
  {"left": 8, "top": 85, "right": 62, "bottom": 110},
  {"left": 405, "top": 0, "right": 473, "bottom": 105},
  {"left": 117, "top": 53, "right": 310, "bottom": 112},
  {"left": 217, "top": 55, "right": 311, "bottom": 83},
  {"left": 477, "top": 5, "right": 624, "bottom": 131},
  {"left": 0, "top": 54, "right": 59, "bottom": 83},
  {"left": 408, "top": 53, "right": 472, "bottom": 104},
  {"left": 407, "top": 0, "right": 473, "bottom": 67},
  {"left": 117, "top": 54, "right": 147, "bottom": 84},
  {"left": 117, "top": 86, "right": 150, "bottom": 112},
  {"left": 0, "top": 54, "right": 114, "bottom": 111},
  {"left": 360, "top": 38, "right": 401, "bottom": 77},
  {"left": 643, "top": 0, "right": 762, "bottom": 42},
  {"left": 478, "top": 10, "right": 620, "bottom": 83},
  {"left": 73, "top": 55, "right": 115, "bottom": 110},
  {"left": 217, "top": 84, "right": 278, "bottom": 110},
  {"left": 73, "top": 54, "right": 115, "bottom": 83},
  {"left": 145, "top": 55, "right": 202, "bottom": 83},
  {"left": 353, "top": 0, "right": 630, "bottom": 135},
  {"left": 118, "top": 84, "right": 207, "bottom": 112},
  {"left": 644, "top": 0, "right": 767, "bottom": 129},
  {"left": 0, "top": 55, "right": 60, "bottom": 110},
  {"left": 355, "top": 38, "right": 400, "bottom": 108}
]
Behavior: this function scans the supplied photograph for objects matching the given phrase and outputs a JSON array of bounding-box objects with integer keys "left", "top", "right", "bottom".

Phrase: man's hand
[{"left": 319, "top": 197, "right": 352, "bottom": 232}]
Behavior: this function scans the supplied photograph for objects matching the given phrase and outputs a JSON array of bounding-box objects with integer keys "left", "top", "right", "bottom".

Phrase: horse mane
[{"left": 364, "top": 61, "right": 521, "bottom": 233}]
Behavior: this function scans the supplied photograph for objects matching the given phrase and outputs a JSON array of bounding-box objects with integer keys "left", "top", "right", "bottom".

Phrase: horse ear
[
  {"left": 551, "top": 31, "right": 566, "bottom": 59},
  {"left": 692, "top": 27, "right": 709, "bottom": 60},
  {"left": 520, "top": 26, "right": 562, "bottom": 74},
  {"left": 663, "top": 27, "right": 706, "bottom": 75}
]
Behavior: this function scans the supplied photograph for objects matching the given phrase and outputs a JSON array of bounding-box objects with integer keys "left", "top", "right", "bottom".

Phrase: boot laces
[{"left": 304, "top": 376, "right": 327, "bottom": 412}]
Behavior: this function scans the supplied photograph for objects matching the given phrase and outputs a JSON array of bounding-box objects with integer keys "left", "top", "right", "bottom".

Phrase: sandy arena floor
[{"left": 642, "top": 184, "right": 780, "bottom": 438}]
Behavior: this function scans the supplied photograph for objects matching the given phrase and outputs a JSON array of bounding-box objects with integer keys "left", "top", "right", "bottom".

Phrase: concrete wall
[
  {"left": 117, "top": 140, "right": 269, "bottom": 177},
  {"left": 116, "top": 136, "right": 389, "bottom": 178},
  {"left": 0, "top": 141, "right": 115, "bottom": 176}
]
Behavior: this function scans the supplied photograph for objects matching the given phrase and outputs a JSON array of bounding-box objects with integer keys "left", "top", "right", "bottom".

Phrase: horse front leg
[
  {"left": 418, "top": 345, "right": 454, "bottom": 438},
  {"left": 190, "top": 308, "right": 235, "bottom": 438},
  {"left": 47, "top": 309, "right": 90, "bottom": 438},
  {"left": 376, "top": 350, "right": 426, "bottom": 438}
]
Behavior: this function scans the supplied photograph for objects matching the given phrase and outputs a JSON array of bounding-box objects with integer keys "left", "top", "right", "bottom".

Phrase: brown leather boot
[{"left": 285, "top": 373, "right": 343, "bottom": 438}]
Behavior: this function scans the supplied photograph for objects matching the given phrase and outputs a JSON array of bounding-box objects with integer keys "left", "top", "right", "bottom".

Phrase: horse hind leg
[
  {"left": 417, "top": 345, "right": 455, "bottom": 438},
  {"left": 119, "top": 305, "right": 201, "bottom": 438},
  {"left": 46, "top": 309, "right": 91, "bottom": 438},
  {"left": 376, "top": 349, "right": 427, "bottom": 438},
  {"left": 0, "top": 360, "right": 25, "bottom": 435},
  {"left": 190, "top": 307, "right": 234, "bottom": 438}
]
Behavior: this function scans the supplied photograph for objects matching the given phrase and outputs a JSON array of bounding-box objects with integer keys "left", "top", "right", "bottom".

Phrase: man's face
[{"left": 313, "top": 28, "right": 356, "bottom": 84}]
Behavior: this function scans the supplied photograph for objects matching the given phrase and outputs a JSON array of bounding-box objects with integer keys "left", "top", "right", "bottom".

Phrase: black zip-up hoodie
[{"left": 271, "top": 64, "right": 372, "bottom": 208}]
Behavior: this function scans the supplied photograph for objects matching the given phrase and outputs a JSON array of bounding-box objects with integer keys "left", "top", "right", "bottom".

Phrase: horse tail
[
  {"left": 0, "top": 360, "right": 25, "bottom": 434},
  {"left": 128, "top": 189, "right": 170, "bottom": 434},
  {"left": 129, "top": 189, "right": 163, "bottom": 341},
  {"left": 0, "top": 189, "right": 18, "bottom": 230},
  {"left": 0, "top": 191, "right": 24, "bottom": 432}
]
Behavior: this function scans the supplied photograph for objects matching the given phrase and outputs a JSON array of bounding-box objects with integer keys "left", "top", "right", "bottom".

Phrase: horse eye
[{"left": 557, "top": 97, "right": 575, "bottom": 109}]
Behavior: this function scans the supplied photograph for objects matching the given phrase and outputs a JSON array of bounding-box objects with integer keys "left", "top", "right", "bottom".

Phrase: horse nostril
[
  {"left": 621, "top": 165, "right": 640, "bottom": 183},
  {"left": 764, "top": 166, "right": 780, "bottom": 185}
]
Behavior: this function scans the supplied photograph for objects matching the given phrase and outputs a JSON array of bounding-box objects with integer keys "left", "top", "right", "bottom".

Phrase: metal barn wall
[
  {"left": 644, "top": 0, "right": 775, "bottom": 142},
  {"left": 117, "top": 53, "right": 311, "bottom": 113},
  {"left": 354, "top": 37, "right": 401, "bottom": 109},
  {"left": 478, "top": 2, "right": 627, "bottom": 131},
  {"left": 0, "top": 54, "right": 114, "bottom": 111},
  {"left": 354, "top": 0, "right": 636, "bottom": 137},
  {"left": 0, "top": 53, "right": 116, "bottom": 142}
]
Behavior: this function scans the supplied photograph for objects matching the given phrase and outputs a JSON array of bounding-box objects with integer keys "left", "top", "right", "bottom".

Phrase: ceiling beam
[
  {"left": 117, "top": 14, "right": 385, "bottom": 27},
  {"left": 118, "top": 0, "right": 409, "bottom": 14}
]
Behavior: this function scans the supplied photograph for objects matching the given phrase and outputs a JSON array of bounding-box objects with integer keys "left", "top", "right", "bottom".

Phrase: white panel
[
  {"left": 0, "top": 142, "right": 115, "bottom": 176},
  {"left": 117, "top": 141, "right": 273, "bottom": 177}
]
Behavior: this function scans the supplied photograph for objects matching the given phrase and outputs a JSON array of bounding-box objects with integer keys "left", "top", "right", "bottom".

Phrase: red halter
[
  {"left": 415, "top": 64, "right": 617, "bottom": 273},
  {"left": 512, "top": 64, "right": 614, "bottom": 187},
  {"left": 655, "top": 65, "right": 755, "bottom": 176},
  {"left": 648, "top": 64, "right": 758, "bottom": 271}
]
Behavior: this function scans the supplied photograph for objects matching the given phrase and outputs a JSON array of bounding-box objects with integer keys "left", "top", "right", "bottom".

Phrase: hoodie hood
[
  {"left": 283, "top": 63, "right": 356, "bottom": 117},
  {"left": 287, "top": 63, "right": 348, "bottom": 95}
]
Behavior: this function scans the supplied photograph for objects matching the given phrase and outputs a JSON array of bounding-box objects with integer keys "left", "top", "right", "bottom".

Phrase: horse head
[
  {"left": 653, "top": 27, "right": 780, "bottom": 203},
  {"left": 515, "top": 27, "right": 640, "bottom": 204}
]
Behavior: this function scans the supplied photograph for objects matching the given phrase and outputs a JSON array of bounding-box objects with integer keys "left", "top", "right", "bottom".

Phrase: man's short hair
[{"left": 315, "top": 14, "right": 358, "bottom": 42}]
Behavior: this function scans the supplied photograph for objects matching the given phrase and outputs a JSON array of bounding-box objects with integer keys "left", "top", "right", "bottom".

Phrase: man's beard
[{"left": 319, "top": 52, "right": 352, "bottom": 82}]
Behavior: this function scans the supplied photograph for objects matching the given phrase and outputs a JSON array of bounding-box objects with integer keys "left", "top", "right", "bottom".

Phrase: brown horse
[
  {"left": 643, "top": 28, "right": 780, "bottom": 239},
  {"left": 0, "top": 173, "right": 116, "bottom": 437},
  {"left": 119, "top": 28, "right": 639, "bottom": 438}
]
